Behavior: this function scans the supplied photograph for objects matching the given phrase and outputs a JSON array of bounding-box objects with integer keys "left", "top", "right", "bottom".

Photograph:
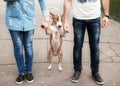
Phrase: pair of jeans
[
  {"left": 9, "top": 30, "right": 34, "bottom": 74},
  {"left": 73, "top": 17, "right": 100, "bottom": 74}
]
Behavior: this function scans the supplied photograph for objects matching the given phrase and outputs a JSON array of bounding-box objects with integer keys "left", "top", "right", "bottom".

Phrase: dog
[{"left": 41, "top": 12, "right": 65, "bottom": 71}]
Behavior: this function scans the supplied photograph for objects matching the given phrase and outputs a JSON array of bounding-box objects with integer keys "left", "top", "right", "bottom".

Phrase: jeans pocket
[{"left": 73, "top": 18, "right": 83, "bottom": 34}]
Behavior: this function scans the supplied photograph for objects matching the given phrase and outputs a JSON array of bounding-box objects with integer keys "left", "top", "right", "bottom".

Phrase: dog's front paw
[{"left": 48, "top": 64, "right": 52, "bottom": 70}]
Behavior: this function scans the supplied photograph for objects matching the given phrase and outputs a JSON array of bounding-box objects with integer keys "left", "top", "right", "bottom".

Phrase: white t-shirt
[{"left": 72, "top": 0, "right": 101, "bottom": 19}]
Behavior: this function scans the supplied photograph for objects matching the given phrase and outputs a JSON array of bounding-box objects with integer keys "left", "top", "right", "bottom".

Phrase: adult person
[
  {"left": 63, "top": 0, "right": 109, "bottom": 85},
  {"left": 5, "top": 0, "right": 50, "bottom": 84}
]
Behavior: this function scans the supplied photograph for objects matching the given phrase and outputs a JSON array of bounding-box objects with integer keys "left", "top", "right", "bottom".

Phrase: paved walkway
[{"left": 0, "top": 0, "right": 120, "bottom": 86}]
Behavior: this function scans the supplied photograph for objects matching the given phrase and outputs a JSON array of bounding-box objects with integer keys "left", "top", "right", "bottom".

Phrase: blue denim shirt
[{"left": 5, "top": 0, "right": 49, "bottom": 31}]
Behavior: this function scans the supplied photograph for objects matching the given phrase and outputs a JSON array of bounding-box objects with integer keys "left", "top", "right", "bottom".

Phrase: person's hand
[
  {"left": 41, "top": 16, "right": 50, "bottom": 30},
  {"left": 63, "top": 22, "right": 70, "bottom": 33},
  {"left": 41, "top": 21, "right": 49, "bottom": 30},
  {"left": 101, "top": 16, "right": 109, "bottom": 28}
]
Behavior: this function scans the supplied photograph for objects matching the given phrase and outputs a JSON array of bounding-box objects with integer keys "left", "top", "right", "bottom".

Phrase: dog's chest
[
  {"left": 51, "top": 32, "right": 61, "bottom": 49},
  {"left": 50, "top": 26, "right": 61, "bottom": 54}
]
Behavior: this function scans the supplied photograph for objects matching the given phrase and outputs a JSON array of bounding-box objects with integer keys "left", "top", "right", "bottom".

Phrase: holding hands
[
  {"left": 41, "top": 16, "right": 50, "bottom": 29},
  {"left": 63, "top": 21, "right": 70, "bottom": 33}
]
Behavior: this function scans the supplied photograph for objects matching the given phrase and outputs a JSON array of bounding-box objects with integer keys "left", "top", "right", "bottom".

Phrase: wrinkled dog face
[{"left": 50, "top": 12, "right": 63, "bottom": 29}]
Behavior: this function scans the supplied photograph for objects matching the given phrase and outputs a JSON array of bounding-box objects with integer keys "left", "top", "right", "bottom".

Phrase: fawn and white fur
[{"left": 42, "top": 12, "right": 65, "bottom": 70}]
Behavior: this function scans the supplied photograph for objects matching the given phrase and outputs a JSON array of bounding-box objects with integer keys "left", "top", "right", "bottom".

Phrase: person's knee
[{"left": 14, "top": 43, "right": 23, "bottom": 53}]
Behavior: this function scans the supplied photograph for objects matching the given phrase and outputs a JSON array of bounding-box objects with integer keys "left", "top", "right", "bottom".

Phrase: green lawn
[{"left": 109, "top": 0, "right": 120, "bottom": 22}]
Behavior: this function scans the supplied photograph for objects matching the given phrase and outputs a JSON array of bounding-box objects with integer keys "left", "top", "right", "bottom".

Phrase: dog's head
[
  {"left": 44, "top": 12, "right": 65, "bottom": 37},
  {"left": 50, "top": 12, "right": 63, "bottom": 29}
]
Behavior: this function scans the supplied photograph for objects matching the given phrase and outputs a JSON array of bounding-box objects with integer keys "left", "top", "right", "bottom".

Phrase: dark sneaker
[
  {"left": 25, "top": 73, "right": 34, "bottom": 83},
  {"left": 71, "top": 71, "right": 81, "bottom": 83},
  {"left": 16, "top": 74, "right": 25, "bottom": 85},
  {"left": 92, "top": 73, "right": 104, "bottom": 85}
]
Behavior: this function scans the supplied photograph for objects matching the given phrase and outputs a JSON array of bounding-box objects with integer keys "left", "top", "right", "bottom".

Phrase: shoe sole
[
  {"left": 96, "top": 81, "right": 104, "bottom": 85},
  {"left": 71, "top": 79, "right": 79, "bottom": 83},
  {"left": 92, "top": 75, "right": 104, "bottom": 85},
  {"left": 26, "top": 80, "right": 34, "bottom": 83},
  {"left": 16, "top": 81, "right": 23, "bottom": 85}
]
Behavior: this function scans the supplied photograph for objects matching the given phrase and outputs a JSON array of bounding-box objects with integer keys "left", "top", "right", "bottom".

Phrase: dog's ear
[
  {"left": 61, "top": 14, "right": 64, "bottom": 18},
  {"left": 50, "top": 12, "right": 55, "bottom": 18},
  {"left": 61, "top": 14, "right": 64, "bottom": 22}
]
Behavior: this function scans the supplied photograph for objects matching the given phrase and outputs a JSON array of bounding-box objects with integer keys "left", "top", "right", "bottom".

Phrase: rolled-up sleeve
[{"left": 38, "top": 0, "right": 49, "bottom": 17}]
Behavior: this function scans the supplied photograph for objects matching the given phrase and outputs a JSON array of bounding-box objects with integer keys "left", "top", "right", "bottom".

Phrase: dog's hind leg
[
  {"left": 48, "top": 49, "right": 52, "bottom": 70},
  {"left": 48, "top": 63, "right": 52, "bottom": 70},
  {"left": 58, "top": 51, "right": 63, "bottom": 71},
  {"left": 48, "top": 57, "right": 52, "bottom": 70}
]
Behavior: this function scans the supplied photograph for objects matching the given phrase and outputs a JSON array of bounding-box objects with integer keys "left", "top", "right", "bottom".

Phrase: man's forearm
[
  {"left": 102, "top": 0, "right": 110, "bottom": 16},
  {"left": 63, "top": 0, "right": 72, "bottom": 22}
]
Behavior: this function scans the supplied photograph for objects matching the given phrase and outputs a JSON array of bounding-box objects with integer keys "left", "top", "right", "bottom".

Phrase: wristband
[{"left": 104, "top": 15, "right": 110, "bottom": 18}]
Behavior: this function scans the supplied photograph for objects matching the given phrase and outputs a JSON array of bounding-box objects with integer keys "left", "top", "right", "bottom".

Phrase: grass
[{"left": 109, "top": 0, "right": 120, "bottom": 22}]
